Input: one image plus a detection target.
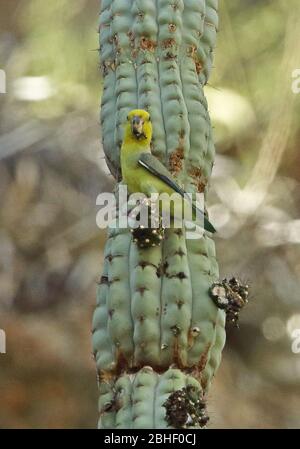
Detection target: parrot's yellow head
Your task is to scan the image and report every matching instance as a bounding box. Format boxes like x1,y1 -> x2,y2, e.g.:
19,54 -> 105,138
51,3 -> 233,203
123,109 -> 152,146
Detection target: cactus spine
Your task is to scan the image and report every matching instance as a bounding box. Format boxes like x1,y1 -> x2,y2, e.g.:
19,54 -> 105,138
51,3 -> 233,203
93,0 -> 225,429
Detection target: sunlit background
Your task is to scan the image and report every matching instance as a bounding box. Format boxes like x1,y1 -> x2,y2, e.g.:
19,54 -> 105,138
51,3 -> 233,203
0,0 -> 300,428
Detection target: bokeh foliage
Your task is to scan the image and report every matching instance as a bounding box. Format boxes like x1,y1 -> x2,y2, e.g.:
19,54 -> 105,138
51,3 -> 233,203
0,0 -> 300,428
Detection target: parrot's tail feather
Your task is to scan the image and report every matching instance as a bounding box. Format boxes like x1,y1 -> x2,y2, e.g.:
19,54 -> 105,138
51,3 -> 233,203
192,204 -> 216,233
204,216 -> 217,233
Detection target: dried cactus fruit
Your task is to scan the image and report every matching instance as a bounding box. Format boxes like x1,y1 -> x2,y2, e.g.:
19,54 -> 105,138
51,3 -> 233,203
209,277 -> 250,326
129,203 -> 165,248
163,385 -> 209,428
131,225 -> 165,248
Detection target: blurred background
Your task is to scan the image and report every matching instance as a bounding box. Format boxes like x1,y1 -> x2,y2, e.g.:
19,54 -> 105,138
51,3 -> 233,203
0,0 -> 300,428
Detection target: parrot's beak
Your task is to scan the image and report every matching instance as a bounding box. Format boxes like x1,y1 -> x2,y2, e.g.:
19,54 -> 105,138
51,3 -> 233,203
131,116 -> 144,138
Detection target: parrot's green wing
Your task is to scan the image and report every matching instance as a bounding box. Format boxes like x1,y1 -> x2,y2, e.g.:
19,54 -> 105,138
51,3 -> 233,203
138,153 -> 216,233
138,153 -> 186,197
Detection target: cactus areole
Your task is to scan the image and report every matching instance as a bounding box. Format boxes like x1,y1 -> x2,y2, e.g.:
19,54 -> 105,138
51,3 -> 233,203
93,0 -> 226,429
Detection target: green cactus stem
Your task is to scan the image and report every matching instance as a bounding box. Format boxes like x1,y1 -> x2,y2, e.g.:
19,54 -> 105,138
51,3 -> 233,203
92,225 -> 225,391
100,0 -> 218,183
94,0 -> 225,429
98,366 -> 207,429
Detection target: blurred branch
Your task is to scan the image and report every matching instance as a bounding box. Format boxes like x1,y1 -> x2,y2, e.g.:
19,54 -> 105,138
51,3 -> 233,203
246,11 -> 300,195
0,121 -> 48,160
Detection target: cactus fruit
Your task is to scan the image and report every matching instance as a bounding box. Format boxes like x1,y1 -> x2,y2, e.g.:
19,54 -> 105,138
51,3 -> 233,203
131,224 -> 165,249
94,0 -> 225,428
209,277 -> 250,326
163,385 -> 209,428
129,202 -> 165,248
